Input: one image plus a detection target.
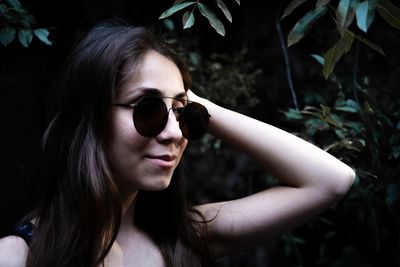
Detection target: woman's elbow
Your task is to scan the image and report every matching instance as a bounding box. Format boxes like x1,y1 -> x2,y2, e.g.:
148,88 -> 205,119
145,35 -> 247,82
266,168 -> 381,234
330,166 -> 356,199
0,236 -> 29,267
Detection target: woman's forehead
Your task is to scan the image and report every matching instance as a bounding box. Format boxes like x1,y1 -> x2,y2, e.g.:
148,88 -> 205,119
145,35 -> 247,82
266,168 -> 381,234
117,51 -> 186,99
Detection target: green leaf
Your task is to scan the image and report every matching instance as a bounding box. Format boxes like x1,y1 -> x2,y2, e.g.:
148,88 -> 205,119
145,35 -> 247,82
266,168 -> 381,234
324,138 -> 365,152
335,129 -> 346,139
33,28 -> 52,45
0,27 -> 16,46
319,108 -> 343,128
344,121 -> 364,134
198,3 -> 225,36
18,29 -> 33,47
0,4 -> 7,13
216,0 -> 232,22
281,0 -> 308,19
5,0 -> 23,11
391,146 -> 400,158
20,13 -> 35,28
163,19 -> 175,31
310,54 -> 325,65
385,182 -> 399,205
159,1 -> 196,19
336,0 -> 357,36
182,10 -> 195,29
376,0 -> 400,29
292,236 -> 306,245
335,99 -> 360,112
305,118 -> 329,134
320,104 -> 331,117
284,108 -> 304,120
189,51 -> 201,65
316,0 -> 332,8
234,0 -> 240,5
356,0 -> 377,32
352,32 -> 385,55
287,6 -> 328,46
323,31 -> 354,78
363,101 -> 374,114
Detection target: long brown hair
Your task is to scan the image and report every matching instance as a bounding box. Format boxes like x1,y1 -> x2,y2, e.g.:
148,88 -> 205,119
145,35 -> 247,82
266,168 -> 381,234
27,20 -> 213,266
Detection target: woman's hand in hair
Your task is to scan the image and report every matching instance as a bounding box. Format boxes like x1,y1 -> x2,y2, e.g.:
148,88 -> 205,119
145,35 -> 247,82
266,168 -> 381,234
189,90 -> 355,258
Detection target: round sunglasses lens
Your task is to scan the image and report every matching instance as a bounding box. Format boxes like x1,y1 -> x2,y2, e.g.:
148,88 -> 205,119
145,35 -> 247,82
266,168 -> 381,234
180,102 -> 210,140
133,97 -> 167,137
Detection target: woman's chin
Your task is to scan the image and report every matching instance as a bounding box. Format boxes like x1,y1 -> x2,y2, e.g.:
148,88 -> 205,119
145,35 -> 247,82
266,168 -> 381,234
142,177 -> 172,191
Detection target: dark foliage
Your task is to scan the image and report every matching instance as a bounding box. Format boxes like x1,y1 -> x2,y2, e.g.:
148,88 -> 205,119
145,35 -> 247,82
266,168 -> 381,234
1,0 -> 399,266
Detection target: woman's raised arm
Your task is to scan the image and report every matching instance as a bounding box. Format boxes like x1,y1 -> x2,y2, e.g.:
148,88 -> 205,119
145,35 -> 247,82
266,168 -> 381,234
188,90 -> 355,257
0,236 -> 29,267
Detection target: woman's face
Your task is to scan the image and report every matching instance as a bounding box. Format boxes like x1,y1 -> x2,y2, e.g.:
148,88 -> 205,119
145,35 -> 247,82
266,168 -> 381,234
106,50 -> 188,192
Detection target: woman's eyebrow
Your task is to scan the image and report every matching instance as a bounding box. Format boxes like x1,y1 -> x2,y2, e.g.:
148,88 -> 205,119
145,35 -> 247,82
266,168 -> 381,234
139,88 -> 187,100
136,87 -> 162,96
174,92 -> 188,100
119,87 -> 160,99
122,87 -> 187,100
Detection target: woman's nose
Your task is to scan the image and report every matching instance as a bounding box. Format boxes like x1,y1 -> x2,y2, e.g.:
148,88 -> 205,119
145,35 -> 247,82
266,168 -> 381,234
156,109 -> 184,143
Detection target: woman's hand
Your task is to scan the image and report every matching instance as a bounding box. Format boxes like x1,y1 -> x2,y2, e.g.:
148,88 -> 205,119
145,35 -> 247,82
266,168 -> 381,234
190,89 -> 355,257
187,89 -> 205,105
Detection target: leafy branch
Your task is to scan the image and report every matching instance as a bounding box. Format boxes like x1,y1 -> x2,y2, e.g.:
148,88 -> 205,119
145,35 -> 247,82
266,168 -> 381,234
159,0 -> 240,36
282,0 -> 400,78
0,0 -> 52,47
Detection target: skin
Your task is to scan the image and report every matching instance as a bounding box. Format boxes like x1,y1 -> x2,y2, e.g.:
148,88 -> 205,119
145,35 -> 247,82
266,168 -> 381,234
106,50 -> 189,266
107,50 -> 355,265
106,50 -> 188,212
0,236 -> 28,267
0,50 -> 355,267
190,90 -> 355,257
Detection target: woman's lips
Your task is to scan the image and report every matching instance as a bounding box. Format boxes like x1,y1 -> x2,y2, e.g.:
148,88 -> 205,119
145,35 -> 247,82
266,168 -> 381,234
145,154 -> 177,168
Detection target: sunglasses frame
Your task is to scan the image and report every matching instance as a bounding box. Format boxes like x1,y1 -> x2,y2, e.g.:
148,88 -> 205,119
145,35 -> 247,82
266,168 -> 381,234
112,95 -> 210,140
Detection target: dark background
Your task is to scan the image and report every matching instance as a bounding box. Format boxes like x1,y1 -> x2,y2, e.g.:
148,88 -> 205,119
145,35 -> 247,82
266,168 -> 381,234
1,0 -> 400,266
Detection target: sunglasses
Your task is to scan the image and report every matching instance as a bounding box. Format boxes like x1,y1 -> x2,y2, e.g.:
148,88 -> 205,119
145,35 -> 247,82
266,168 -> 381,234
113,96 -> 210,140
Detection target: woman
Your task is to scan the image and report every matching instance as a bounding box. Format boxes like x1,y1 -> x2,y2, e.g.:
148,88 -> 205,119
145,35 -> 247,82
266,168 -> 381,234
0,20 -> 355,267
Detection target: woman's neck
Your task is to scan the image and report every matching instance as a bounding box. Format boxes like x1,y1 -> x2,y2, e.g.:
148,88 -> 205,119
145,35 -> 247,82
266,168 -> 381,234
121,191 -> 137,216
113,181 -> 137,234
114,177 -> 138,216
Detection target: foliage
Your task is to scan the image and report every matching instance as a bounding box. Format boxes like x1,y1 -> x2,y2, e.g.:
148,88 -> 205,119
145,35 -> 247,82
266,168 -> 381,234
162,19 -> 261,111
281,0 -> 400,78
281,62 -> 400,266
160,2 -> 399,266
159,0 -> 240,36
1,1 -> 399,266
162,23 -> 261,157
189,50 -> 262,111
161,0 -> 399,78
0,0 -> 52,47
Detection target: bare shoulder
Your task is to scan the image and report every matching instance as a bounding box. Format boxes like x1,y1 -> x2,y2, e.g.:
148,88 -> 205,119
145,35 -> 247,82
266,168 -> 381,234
0,236 -> 29,267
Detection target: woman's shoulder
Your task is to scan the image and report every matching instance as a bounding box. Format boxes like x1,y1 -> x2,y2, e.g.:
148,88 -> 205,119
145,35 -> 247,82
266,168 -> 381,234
0,235 -> 29,267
